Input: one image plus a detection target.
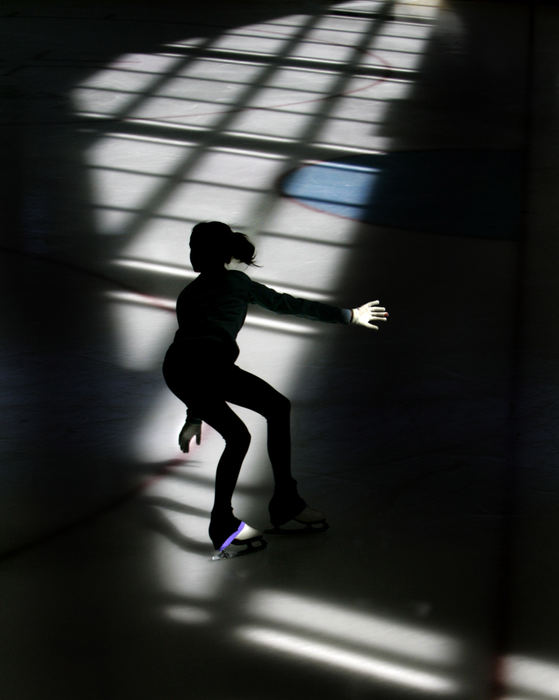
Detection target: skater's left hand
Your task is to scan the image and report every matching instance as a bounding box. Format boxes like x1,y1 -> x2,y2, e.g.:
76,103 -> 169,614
179,420 -> 202,452
351,300 -> 389,330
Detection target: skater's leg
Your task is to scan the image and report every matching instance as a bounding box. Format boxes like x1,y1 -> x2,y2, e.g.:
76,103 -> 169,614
194,399 -> 252,548
224,367 -> 299,495
163,348 -> 265,553
224,367 -> 307,525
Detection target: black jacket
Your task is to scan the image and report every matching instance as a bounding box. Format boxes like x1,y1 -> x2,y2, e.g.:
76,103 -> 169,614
173,269 -> 350,362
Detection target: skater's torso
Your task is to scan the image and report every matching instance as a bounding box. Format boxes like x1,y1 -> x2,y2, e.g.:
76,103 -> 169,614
175,270 -> 250,354
171,269 -> 349,362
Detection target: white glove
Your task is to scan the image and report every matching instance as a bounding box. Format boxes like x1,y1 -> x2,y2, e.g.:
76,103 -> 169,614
178,420 -> 202,453
350,301 -> 388,330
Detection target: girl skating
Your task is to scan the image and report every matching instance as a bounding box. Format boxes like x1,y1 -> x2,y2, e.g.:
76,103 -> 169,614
162,221 -> 388,559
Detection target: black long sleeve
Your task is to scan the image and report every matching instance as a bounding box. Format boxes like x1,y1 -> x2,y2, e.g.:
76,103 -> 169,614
247,276 -> 350,324
175,270 -> 350,349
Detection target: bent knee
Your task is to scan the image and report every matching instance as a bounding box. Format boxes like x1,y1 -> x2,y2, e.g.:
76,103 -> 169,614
225,422 -> 251,452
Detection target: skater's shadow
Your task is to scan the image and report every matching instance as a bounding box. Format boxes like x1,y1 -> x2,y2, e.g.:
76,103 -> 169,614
162,466 -> 266,497
141,496 -> 211,557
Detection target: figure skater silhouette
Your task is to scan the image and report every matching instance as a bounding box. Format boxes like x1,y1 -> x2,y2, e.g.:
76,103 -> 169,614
162,221 -> 388,559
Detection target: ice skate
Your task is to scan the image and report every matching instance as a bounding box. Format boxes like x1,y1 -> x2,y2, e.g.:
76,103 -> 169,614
211,522 -> 267,560
266,505 -> 329,535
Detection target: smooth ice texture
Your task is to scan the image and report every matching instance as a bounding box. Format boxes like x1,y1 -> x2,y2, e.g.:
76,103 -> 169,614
3,2 -> 559,699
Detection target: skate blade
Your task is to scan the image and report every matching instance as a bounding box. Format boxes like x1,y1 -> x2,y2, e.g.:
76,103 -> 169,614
265,520 -> 329,535
211,536 -> 267,561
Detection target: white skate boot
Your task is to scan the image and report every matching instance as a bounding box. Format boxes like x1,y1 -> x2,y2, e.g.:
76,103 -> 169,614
211,522 -> 267,560
267,506 -> 329,535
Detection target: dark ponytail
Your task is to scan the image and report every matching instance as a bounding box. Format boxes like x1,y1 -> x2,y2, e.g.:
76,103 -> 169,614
230,229 -> 256,266
190,221 -> 257,271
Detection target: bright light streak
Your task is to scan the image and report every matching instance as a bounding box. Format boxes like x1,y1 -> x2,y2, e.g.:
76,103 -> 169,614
106,290 -> 320,335
82,125 -> 380,158
78,111 -> 209,136
79,111 -> 386,155
106,290 -> 175,310
331,1 -> 385,11
111,259 -> 333,301
113,258 -> 195,279
503,655 -> 559,698
164,605 -> 213,625
247,590 -> 459,665
83,128 -> 205,150
237,626 -> 461,694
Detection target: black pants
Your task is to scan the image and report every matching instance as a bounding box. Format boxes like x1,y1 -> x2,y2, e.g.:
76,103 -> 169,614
163,342 -> 303,547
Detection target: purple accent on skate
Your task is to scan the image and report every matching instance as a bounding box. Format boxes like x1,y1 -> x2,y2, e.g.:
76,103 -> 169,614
219,521 -> 246,551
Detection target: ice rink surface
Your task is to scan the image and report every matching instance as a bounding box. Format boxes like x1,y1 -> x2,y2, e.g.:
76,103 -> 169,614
2,1 -> 559,698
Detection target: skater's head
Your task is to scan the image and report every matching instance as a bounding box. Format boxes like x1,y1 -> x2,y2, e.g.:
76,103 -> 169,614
189,221 -> 257,273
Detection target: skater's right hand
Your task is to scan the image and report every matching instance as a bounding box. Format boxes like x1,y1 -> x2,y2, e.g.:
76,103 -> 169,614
179,420 -> 202,453
351,301 -> 388,330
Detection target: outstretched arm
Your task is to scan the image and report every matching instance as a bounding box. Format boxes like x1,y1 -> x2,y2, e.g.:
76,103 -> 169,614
245,273 -> 389,329
350,301 -> 389,330
248,277 -> 351,324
